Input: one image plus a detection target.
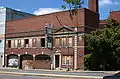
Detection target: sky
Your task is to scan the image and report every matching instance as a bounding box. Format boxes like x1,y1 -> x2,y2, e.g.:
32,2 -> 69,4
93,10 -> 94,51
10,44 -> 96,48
0,0 -> 120,20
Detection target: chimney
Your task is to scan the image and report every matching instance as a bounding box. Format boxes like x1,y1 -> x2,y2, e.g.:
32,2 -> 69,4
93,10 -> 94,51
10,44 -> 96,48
88,0 -> 99,13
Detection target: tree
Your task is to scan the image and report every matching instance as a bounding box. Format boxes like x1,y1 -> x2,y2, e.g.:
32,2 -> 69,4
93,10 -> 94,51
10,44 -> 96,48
61,0 -> 84,27
85,19 -> 120,70
61,0 -> 84,10
84,53 -> 92,70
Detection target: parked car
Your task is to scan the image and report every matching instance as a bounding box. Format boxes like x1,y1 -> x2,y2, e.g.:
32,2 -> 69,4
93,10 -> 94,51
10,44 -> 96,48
103,72 -> 120,79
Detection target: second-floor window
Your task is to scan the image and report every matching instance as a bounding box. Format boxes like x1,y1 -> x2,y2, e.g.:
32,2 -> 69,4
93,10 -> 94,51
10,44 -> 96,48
41,38 -> 45,47
11,40 -> 14,48
6,37 -> 47,48
21,39 -> 24,48
55,38 -> 60,46
68,37 -> 72,47
14,40 -> 18,48
29,39 -> 32,48
8,40 -> 11,48
61,37 -> 66,47
25,39 -> 29,47
36,38 -> 40,48
55,37 -> 73,47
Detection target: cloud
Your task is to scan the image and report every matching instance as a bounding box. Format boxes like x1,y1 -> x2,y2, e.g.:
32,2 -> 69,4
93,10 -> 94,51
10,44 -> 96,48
15,9 -> 21,11
99,0 -> 112,6
33,8 -> 62,15
99,0 -> 120,7
0,6 -> 4,8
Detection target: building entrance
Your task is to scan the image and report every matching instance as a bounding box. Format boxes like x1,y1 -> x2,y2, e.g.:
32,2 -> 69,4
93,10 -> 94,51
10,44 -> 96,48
55,55 -> 59,68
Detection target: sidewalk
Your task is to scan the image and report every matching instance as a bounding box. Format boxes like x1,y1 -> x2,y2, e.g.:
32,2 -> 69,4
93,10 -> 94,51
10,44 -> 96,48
0,71 -> 103,79
1,67 -> 118,73
0,68 -> 115,79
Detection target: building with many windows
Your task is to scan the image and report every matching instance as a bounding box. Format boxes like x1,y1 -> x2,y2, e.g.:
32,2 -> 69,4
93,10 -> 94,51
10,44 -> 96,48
0,7 -> 34,67
5,0 -> 99,70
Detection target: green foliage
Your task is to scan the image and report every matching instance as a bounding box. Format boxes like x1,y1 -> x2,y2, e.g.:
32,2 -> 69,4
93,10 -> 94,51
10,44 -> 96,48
105,19 -> 120,28
84,54 -> 92,70
85,19 -> 120,71
61,0 -> 84,10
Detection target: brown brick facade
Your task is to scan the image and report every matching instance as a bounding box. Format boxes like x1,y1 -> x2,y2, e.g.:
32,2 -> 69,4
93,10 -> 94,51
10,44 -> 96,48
5,5 -> 99,70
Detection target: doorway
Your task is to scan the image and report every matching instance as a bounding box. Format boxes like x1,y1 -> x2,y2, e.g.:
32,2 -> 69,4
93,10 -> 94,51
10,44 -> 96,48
55,55 -> 59,68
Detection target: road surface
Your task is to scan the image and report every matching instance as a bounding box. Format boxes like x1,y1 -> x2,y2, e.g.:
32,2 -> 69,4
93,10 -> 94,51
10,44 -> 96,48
0,68 -> 111,77
0,74 -> 83,79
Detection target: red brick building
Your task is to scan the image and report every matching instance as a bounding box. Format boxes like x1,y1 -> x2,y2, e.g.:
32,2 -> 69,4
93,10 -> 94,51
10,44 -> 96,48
110,11 -> 120,22
99,11 -> 120,29
5,0 -> 99,70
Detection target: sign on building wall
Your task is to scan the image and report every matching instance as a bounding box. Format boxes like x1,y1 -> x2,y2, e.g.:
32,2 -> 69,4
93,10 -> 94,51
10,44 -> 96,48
45,23 -> 53,49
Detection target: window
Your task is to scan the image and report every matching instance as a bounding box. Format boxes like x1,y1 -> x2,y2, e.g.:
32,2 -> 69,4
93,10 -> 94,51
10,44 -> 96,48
14,40 -> 18,48
29,39 -> 32,48
62,56 -> 73,65
32,38 -> 36,47
41,38 -> 45,47
8,40 -> 11,48
11,40 -> 14,48
61,37 -> 66,47
25,39 -> 29,47
36,38 -> 40,48
55,38 -> 60,46
68,37 -> 72,47
21,39 -> 24,48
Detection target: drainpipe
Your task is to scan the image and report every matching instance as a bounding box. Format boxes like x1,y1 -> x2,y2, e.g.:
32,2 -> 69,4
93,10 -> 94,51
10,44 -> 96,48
74,28 -> 78,70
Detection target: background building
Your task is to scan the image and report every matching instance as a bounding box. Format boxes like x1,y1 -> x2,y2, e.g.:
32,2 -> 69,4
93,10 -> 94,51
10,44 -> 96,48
0,7 -> 34,67
99,11 -> 120,29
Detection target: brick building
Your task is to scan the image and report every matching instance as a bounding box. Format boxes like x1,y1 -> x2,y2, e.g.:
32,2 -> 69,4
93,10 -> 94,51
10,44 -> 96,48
0,7 -> 34,67
5,0 -> 99,70
99,10 -> 120,29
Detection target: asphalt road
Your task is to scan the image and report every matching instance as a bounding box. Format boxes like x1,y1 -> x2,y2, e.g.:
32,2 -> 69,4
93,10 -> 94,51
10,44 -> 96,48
0,74 -> 82,79
0,68 -> 112,77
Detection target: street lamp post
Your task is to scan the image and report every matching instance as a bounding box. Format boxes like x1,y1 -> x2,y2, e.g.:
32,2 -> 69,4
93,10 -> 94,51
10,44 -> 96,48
67,31 -> 70,71
74,28 -> 78,70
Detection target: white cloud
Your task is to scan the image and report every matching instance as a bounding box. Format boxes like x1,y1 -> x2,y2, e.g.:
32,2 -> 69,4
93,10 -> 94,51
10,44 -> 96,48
0,6 -> 4,8
15,9 -> 21,11
33,8 -> 62,15
99,0 -> 120,7
99,0 -> 112,6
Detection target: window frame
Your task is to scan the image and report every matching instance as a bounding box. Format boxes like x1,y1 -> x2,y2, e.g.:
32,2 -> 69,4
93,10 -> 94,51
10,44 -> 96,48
62,55 -> 73,65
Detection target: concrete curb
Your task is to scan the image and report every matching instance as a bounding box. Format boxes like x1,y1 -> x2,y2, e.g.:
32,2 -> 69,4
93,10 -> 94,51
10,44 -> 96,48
0,67 -> 118,74
0,71 -> 103,79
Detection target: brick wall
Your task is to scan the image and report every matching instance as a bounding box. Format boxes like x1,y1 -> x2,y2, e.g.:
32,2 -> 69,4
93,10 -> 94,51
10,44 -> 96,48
6,48 -> 52,56
110,11 -> 120,22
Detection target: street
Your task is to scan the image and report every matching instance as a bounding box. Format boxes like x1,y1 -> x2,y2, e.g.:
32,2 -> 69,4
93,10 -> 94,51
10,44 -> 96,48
0,74 -> 83,79
0,68 -> 115,79
0,68 -> 111,77
0,74 -> 57,79
0,68 -> 111,79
